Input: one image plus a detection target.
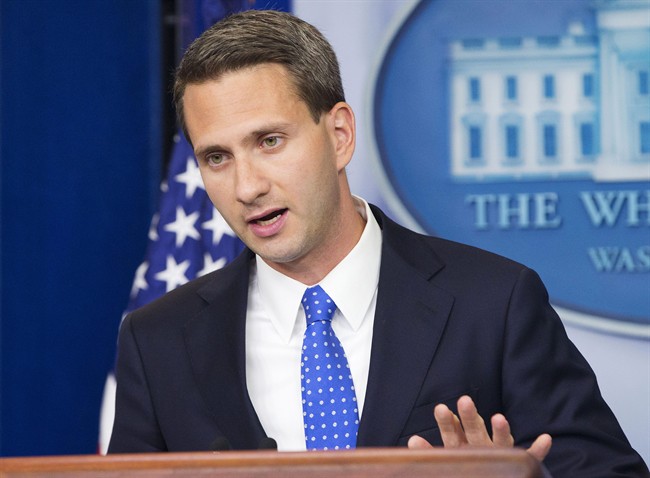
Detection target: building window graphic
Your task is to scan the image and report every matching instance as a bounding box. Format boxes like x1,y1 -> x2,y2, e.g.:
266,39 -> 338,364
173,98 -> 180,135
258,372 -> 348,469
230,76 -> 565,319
506,76 -> 517,101
544,125 -> 557,159
448,0 -> 650,182
581,122 -> 595,156
499,114 -> 523,164
641,122 -> 650,155
543,75 -> 555,100
469,126 -> 482,160
469,77 -> 481,102
536,111 -> 561,163
574,112 -> 599,162
639,71 -> 649,96
462,114 -> 486,165
583,73 -> 594,98
507,125 -> 519,158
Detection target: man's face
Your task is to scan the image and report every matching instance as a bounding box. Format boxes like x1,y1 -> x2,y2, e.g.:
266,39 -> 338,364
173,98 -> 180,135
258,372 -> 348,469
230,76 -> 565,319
183,64 -> 354,278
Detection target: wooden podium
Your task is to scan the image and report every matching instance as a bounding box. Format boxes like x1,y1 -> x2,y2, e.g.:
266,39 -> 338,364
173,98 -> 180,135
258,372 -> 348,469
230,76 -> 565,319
0,448 -> 542,477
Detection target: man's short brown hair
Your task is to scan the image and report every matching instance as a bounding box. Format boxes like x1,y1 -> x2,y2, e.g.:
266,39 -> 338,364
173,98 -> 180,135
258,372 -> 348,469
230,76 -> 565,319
173,10 -> 345,142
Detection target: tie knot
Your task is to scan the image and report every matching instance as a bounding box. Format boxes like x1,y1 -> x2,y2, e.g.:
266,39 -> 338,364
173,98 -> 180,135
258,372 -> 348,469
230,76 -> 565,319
301,285 -> 337,325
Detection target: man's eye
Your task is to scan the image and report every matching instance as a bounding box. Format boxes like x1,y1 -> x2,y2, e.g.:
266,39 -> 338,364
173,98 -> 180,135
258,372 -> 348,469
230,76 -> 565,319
262,136 -> 279,147
206,153 -> 224,165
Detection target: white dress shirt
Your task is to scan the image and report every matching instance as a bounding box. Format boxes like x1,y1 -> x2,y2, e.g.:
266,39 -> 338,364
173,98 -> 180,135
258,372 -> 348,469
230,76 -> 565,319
245,197 -> 382,451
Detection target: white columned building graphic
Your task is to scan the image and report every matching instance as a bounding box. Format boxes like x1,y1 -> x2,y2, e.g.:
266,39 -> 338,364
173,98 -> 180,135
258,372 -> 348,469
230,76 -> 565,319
449,0 -> 650,183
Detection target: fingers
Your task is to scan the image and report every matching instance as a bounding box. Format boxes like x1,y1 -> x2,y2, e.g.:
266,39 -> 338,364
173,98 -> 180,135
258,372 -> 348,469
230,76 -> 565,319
435,395 -> 494,448
490,413 -> 515,448
434,403 -> 467,448
430,396 -> 552,464
491,411 -> 552,463
527,433 -> 553,462
457,395 -> 492,445
407,434 -> 434,449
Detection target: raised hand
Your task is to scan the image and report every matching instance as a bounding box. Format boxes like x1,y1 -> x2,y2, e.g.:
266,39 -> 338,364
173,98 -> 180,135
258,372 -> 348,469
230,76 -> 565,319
407,395 -> 552,462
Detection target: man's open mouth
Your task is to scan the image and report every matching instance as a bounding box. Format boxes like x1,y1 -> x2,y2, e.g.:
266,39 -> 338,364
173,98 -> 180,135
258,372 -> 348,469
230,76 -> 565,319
253,209 -> 287,226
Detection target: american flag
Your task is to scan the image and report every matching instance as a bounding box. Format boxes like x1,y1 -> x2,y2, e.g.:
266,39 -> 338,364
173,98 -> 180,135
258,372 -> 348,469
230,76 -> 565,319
126,134 -> 245,309
98,134 -> 245,453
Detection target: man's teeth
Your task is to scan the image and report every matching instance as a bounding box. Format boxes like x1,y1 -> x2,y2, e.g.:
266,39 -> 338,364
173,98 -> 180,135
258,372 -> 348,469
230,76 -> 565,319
257,211 -> 282,226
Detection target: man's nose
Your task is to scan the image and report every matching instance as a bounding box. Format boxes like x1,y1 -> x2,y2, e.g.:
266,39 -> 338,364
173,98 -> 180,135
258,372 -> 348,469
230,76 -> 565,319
234,157 -> 270,204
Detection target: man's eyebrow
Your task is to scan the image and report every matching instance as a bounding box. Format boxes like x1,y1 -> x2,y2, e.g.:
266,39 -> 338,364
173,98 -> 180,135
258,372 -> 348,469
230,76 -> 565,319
193,144 -> 226,159
250,121 -> 294,137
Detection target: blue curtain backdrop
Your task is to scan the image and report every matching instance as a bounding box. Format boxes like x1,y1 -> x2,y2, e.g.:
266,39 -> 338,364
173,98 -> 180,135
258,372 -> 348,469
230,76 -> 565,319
0,0 -> 162,456
0,0 -> 292,458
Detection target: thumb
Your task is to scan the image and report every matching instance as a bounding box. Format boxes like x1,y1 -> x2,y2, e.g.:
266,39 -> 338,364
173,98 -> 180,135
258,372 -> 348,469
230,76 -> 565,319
407,435 -> 433,449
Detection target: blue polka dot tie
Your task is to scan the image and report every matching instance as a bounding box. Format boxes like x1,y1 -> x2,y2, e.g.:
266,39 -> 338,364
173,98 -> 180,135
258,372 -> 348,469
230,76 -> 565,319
301,285 -> 359,450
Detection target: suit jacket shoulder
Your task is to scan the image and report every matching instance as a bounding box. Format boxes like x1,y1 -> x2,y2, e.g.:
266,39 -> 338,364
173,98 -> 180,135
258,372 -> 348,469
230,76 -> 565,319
125,248 -> 253,334
109,248 -> 267,452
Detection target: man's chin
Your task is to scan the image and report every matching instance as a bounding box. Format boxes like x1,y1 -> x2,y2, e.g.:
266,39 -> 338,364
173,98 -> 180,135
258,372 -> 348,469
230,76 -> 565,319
254,244 -> 306,268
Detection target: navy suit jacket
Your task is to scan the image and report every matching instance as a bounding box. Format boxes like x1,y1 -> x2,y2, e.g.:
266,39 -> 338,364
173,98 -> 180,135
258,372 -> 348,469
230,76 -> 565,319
109,206 -> 647,477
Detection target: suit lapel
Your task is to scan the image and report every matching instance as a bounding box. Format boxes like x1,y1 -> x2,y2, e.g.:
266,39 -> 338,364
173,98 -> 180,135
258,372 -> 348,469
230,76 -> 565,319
182,250 -> 266,449
357,209 -> 454,446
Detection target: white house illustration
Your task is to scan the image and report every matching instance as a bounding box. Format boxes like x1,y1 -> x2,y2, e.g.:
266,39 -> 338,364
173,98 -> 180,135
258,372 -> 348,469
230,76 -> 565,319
448,0 -> 650,182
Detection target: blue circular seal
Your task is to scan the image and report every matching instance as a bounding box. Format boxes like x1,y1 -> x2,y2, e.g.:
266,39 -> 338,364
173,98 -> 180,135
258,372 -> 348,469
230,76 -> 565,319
373,0 -> 650,336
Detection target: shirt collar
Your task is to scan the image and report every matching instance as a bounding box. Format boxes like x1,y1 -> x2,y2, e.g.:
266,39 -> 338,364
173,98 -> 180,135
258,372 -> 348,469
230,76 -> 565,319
255,197 -> 382,343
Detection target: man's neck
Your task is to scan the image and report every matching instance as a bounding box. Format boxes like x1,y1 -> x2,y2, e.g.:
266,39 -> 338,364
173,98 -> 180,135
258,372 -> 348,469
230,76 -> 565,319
261,196 -> 366,285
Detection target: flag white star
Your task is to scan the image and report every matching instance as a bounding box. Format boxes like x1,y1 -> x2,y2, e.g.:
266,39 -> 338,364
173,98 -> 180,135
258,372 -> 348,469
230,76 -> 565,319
197,253 -> 228,277
130,262 -> 149,298
174,157 -> 204,199
202,207 -> 236,244
164,206 -> 200,248
154,255 -> 190,292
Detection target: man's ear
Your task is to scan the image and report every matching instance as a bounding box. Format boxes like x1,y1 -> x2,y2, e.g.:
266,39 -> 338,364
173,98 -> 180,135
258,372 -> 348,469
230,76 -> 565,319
328,102 -> 356,171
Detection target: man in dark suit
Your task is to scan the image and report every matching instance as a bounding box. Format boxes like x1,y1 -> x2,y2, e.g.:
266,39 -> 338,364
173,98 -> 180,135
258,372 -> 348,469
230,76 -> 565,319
109,10 -> 647,477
